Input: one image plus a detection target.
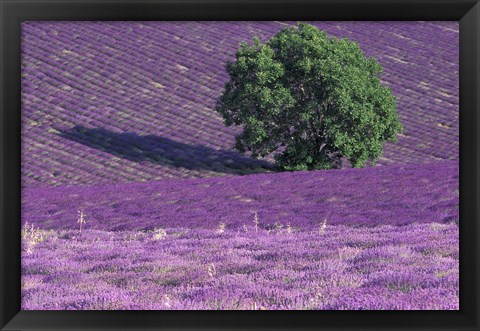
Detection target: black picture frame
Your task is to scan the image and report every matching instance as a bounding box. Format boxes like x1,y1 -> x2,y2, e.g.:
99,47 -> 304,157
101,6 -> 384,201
1,0 -> 479,330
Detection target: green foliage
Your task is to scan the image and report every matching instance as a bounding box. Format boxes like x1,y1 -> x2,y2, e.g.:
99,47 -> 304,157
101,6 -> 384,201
215,23 -> 403,170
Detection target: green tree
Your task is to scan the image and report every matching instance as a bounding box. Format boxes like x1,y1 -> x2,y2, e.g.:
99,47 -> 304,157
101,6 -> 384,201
215,23 -> 403,170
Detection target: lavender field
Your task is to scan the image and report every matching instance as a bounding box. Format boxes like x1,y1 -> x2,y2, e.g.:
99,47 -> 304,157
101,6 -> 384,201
22,223 -> 458,310
21,21 -> 459,310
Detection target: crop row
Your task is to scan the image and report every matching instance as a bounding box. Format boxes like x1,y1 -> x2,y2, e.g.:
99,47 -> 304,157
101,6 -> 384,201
22,160 -> 458,231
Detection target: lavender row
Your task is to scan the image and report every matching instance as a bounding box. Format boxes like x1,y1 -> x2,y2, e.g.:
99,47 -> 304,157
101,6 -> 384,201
22,160 -> 458,231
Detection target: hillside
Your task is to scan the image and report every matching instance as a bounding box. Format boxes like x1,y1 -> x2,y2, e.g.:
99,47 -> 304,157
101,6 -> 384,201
21,21 -> 459,187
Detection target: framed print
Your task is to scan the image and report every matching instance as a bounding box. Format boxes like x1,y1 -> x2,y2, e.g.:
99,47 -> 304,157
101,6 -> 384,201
1,0 -> 479,330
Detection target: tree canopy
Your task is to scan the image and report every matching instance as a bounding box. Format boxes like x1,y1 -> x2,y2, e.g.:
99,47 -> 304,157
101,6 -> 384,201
215,23 -> 403,170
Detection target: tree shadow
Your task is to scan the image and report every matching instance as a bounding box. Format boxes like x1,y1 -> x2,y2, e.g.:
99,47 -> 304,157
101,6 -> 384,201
58,125 -> 274,175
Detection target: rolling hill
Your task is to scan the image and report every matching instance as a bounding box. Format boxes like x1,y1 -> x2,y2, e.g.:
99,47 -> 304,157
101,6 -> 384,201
21,21 -> 459,187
